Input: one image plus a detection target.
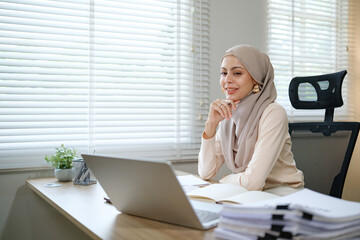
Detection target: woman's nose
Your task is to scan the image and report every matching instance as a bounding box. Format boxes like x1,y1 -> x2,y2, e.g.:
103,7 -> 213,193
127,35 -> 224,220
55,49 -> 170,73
225,75 -> 232,83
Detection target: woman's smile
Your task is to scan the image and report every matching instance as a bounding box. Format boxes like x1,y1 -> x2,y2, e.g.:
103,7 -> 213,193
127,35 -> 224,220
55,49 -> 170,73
225,87 -> 238,95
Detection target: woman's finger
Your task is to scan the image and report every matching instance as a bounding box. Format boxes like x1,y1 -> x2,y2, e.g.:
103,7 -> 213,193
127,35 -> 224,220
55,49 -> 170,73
215,102 -> 226,119
218,101 -> 233,120
209,101 -> 224,120
220,102 -> 232,119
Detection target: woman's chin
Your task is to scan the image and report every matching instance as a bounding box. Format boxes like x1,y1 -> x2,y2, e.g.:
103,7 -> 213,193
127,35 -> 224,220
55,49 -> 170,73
226,96 -> 240,102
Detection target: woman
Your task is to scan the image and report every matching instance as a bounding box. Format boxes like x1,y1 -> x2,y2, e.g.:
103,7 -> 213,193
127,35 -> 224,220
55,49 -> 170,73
198,45 -> 304,196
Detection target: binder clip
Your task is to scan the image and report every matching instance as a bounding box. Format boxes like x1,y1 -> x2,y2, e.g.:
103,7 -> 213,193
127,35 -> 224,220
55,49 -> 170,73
73,159 -> 97,185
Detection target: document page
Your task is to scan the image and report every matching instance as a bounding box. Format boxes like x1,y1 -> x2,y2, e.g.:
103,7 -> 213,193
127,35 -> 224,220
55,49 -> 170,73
177,174 -> 210,186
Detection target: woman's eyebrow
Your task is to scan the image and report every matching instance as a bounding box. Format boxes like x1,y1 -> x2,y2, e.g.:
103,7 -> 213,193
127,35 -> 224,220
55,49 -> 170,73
231,66 -> 244,70
221,66 -> 244,70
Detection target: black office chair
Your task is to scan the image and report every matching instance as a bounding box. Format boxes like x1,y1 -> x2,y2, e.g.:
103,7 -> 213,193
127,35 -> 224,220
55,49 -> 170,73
288,70 -> 360,198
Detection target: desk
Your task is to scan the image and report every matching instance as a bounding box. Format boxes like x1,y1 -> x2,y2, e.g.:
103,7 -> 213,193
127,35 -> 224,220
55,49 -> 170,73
26,178 -> 214,240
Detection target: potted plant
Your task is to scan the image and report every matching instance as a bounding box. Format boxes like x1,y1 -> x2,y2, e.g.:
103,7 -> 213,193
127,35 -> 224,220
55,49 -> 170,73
45,144 -> 78,182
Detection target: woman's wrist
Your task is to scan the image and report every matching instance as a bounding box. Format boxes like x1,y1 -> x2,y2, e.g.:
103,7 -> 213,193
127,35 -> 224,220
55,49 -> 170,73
203,121 -> 217,139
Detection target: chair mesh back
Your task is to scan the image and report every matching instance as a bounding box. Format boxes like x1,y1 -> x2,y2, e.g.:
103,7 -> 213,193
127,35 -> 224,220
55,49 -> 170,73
288,70 -> 347,122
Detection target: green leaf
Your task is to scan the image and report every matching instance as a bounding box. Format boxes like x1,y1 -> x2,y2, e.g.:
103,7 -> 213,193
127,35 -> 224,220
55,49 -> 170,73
44,144 -> 78,169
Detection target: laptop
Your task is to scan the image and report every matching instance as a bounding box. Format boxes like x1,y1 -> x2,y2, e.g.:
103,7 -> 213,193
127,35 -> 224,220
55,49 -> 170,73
82,154 -> 222,230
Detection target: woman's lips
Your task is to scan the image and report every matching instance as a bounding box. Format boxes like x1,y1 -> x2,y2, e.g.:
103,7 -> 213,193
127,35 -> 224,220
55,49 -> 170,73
226,88 -> 238,95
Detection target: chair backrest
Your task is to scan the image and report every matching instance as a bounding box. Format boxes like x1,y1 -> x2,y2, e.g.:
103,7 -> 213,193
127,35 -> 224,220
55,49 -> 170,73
288,70 -> 360,198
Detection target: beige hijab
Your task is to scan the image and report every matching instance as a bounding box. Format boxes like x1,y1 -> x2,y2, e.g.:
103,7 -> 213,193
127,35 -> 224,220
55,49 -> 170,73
219,45 -> 277,173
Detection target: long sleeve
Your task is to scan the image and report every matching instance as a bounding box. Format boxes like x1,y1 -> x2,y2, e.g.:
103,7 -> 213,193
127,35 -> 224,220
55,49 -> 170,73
198,131 -> 225,180
219,103 -> 304,190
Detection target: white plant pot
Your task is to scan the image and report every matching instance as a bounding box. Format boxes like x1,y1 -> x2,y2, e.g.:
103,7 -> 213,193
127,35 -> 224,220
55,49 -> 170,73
54,168 -> 75,182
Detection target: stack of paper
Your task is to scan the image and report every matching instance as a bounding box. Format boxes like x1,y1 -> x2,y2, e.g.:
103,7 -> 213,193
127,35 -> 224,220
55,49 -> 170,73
214,188 -> 360,240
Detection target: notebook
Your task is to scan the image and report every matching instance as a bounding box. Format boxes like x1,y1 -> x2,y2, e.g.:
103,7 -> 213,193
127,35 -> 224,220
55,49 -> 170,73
82,154 -> 222,230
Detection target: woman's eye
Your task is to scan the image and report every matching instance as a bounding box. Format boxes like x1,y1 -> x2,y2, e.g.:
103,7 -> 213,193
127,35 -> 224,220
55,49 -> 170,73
234,72 -> 241,75
220,72 -> 227,76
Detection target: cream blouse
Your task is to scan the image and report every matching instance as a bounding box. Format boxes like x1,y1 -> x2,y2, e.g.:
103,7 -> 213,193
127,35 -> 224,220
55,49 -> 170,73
198,102 -> 304,191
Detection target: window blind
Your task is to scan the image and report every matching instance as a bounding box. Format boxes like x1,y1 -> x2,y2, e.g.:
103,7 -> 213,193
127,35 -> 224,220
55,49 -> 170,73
0,0 -> 210,169
267,0 -> 355,122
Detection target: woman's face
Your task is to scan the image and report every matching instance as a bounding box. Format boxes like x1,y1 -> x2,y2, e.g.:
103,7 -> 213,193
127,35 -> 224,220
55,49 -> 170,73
220,55 -> 257,102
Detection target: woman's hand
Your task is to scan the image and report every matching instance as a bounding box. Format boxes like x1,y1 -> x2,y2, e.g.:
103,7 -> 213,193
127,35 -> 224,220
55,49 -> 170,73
203,99 -> 239,139
219,173 -> 240,185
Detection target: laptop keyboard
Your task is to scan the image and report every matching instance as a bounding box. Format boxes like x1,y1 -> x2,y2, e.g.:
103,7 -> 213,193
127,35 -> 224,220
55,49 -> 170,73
195,209 -> 220,223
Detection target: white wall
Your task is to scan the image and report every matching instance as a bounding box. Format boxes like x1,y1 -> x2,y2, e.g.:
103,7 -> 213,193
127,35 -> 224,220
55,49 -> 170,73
208,0 -> 266,103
